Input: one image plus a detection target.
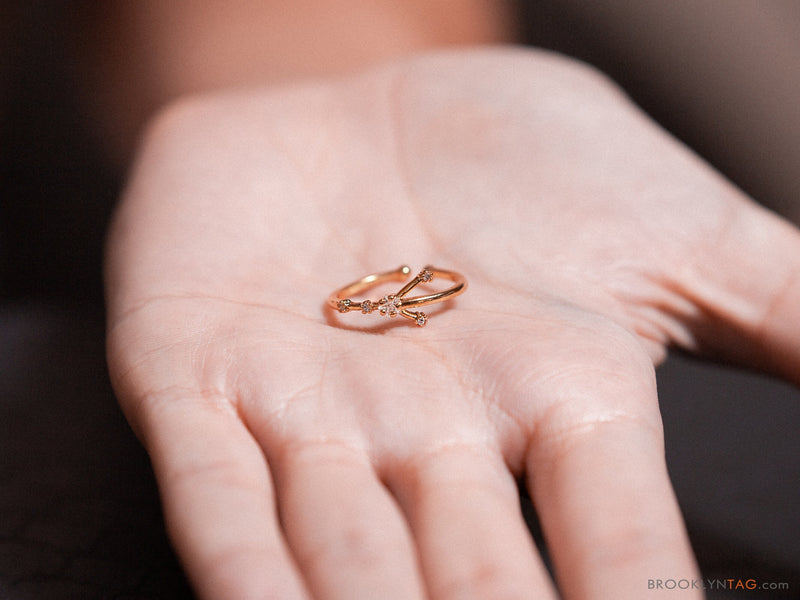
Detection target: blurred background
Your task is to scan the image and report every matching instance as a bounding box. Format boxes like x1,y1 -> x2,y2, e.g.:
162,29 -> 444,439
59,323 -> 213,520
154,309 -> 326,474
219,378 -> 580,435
1,1 -> 798,597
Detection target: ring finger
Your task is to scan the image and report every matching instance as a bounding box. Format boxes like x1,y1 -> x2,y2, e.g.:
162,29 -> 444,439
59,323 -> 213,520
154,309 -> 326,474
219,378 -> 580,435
269,439 -> 426,599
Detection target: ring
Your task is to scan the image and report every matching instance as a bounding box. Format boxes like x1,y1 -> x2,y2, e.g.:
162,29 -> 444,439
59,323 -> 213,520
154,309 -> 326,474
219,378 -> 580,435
327,265 -> 467,327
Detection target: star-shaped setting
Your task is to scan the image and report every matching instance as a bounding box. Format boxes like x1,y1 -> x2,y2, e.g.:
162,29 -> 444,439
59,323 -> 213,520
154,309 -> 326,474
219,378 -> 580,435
328,265 -> 466,328
334,267 -> 438,326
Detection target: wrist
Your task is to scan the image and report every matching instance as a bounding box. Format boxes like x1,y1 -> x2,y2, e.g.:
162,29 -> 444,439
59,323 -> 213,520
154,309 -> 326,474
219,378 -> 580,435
80,0 -> 516,164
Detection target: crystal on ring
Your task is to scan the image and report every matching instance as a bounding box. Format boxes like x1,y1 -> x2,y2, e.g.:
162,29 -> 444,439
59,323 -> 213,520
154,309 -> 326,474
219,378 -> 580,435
337,299 -> 351,313
418,269 -> 433,283
378,295 -> 400,317
361,299 -> 374,314
415,312 -> 428,327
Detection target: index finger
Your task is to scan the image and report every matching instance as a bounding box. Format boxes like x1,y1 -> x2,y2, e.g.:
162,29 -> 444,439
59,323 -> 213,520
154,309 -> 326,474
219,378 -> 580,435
526,362 -> 700,599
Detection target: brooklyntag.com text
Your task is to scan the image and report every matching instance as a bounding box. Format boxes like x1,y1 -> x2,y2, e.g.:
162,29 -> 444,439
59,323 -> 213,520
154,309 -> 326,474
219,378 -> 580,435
648,578 -> 788,592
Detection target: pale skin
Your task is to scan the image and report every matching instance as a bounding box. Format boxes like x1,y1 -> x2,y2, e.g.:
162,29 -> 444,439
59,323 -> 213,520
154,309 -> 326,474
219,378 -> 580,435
106,49 -> 800,599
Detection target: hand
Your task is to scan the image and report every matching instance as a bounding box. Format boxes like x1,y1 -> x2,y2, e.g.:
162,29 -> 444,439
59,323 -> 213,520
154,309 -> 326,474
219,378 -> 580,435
106,48 -> 800,599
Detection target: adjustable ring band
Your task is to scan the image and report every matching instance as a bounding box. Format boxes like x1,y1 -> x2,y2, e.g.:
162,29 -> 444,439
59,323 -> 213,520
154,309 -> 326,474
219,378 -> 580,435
327,265 -> 467,327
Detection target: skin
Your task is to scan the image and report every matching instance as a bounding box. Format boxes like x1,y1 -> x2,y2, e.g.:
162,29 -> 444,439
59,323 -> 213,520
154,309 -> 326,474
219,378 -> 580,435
78,0 -> 515,165
106,49 -> 800,599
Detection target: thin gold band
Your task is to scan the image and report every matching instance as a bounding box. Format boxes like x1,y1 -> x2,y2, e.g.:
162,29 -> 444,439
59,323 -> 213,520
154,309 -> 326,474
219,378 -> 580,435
328,265 -> 467,327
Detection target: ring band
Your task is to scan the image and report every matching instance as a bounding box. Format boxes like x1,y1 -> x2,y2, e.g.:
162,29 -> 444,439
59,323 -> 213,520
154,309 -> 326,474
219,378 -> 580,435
327,265 -> 467,327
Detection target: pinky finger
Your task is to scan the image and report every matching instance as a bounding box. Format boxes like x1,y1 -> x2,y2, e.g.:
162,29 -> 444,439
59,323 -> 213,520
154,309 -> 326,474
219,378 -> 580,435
140,395 -> 309,600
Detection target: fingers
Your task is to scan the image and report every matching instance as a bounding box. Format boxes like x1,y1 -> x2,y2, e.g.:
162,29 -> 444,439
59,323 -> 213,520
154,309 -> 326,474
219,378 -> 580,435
269,440 -> 426,600
140,394 -> 309,600
526,369 -> 700,599
387,443 -> 557,600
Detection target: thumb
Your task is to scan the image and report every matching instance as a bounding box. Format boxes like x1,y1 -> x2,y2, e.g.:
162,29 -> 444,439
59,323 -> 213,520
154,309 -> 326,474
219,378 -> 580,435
681,196 -> 800,385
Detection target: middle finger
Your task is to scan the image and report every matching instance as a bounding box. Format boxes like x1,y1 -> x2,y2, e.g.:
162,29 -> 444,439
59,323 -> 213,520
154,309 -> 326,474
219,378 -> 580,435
387,442 -> 557,599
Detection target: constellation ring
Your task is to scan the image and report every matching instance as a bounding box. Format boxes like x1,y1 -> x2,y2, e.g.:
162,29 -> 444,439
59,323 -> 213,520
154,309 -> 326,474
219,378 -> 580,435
327,265 -> 467,327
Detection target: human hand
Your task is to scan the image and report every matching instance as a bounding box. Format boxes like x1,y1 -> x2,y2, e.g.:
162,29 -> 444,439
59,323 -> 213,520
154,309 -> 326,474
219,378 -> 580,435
106,48 -> 800,599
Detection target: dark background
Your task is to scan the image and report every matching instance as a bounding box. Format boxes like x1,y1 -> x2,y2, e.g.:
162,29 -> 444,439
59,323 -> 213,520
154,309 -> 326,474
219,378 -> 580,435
1,1 -> 798,598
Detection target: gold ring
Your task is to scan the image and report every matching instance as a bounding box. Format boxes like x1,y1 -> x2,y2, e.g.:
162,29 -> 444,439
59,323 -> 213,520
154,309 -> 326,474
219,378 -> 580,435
327,265 -> 467,327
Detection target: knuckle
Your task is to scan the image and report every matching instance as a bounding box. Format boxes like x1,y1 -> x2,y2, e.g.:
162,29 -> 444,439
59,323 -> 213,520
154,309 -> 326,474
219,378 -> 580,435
432,560 -> 531,600
297,521 -> 403,572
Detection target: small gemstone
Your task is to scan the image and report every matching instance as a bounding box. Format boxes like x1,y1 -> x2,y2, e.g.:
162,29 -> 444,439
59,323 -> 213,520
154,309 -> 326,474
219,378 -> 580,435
337,299 -> 351,313
418,270 -> 433,282
361,300 -> 374,314
415,312 -> 428,327
379,295 -> 400,317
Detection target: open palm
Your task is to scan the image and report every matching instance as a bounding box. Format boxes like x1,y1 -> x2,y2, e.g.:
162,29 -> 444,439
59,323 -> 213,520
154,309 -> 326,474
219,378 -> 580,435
106,49 -> 800,599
